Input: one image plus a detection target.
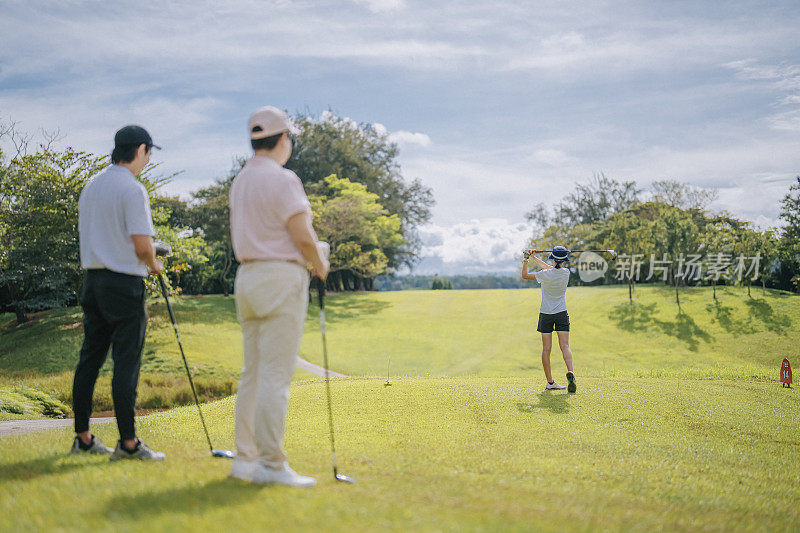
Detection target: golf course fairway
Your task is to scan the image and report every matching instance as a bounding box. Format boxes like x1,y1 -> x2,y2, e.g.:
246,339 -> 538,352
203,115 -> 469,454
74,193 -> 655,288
1,376 -> 798,531
1,285 -> 799,530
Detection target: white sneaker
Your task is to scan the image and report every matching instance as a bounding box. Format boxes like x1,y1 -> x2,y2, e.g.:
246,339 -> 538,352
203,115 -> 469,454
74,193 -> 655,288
110,439 -> 166,461
253,464 -> 316,487
545,381 -> 566,390
70,435 -> 114,456
230,458 -> 259,482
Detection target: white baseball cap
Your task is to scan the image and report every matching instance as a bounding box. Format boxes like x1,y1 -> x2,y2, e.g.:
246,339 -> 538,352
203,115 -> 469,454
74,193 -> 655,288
248,106 -> 300,139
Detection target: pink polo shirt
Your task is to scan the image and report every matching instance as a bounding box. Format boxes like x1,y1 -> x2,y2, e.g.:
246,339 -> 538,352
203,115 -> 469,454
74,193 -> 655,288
229,155 -> 311,265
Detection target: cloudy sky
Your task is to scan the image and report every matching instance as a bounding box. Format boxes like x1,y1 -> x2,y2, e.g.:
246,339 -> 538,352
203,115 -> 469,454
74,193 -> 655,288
2,0 -> 799,274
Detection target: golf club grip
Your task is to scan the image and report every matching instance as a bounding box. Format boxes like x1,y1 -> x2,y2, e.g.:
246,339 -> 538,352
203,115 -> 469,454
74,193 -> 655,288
317,281 -> 325,310
157,275 -> 177,324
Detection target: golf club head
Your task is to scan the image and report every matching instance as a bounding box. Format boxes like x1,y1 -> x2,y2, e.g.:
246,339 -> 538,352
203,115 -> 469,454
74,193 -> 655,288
212,448 -> 235,459
607,249 -> 618,260
154,241 -> 173,257
335,473 -> 356,483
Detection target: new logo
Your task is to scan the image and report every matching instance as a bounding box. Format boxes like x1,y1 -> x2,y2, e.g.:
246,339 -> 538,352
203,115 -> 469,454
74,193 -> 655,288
576,251 -> 608,282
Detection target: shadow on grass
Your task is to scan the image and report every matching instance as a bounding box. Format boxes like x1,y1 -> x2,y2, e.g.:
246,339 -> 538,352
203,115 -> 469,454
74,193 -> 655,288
610,302 -> 713,351
705,300 -> 746,333
611,301 -> 658,332
0,453 -> 107,482
147,296 -> 237,327
104,477 -> 264,519
744,299 -> 792,334
517,391 -> 571,415
308,294 -> 392,324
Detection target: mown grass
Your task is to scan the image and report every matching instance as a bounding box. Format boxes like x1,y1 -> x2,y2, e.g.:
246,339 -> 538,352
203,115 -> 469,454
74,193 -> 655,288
300,285 -> 799,378
1,376 -> 798,531
1,286 -> 798,417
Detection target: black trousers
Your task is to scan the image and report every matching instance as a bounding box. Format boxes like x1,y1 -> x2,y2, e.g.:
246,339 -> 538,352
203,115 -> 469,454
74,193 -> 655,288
73,269 -> 147,440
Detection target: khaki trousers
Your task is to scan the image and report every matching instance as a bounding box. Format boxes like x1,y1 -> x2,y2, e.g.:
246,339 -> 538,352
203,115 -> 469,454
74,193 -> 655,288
233,261 -> 309,468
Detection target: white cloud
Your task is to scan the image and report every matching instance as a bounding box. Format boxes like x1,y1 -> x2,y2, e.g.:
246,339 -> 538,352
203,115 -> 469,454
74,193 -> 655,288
724,59 -> 800,132
355,0 -> 405,13
769,109 -> 800,132
725,60 -> 800,88
2,0 -> 799,266
532,149 -> 572,167
389,130 -> 432,147
372,122 -> 388,136
415,218 -> 531,274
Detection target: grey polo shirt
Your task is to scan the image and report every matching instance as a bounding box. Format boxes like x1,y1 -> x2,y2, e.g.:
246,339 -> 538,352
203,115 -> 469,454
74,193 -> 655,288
536,267 -> 570,314
78,165 -> 155,277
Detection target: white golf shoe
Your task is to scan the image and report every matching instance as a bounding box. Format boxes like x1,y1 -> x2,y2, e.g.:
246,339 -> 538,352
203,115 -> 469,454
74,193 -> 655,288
70,435 -> 114,456
545,381 -> 566,390
230,458 -> 260,482
110,439 -> 166,461
253,464 -> 317,487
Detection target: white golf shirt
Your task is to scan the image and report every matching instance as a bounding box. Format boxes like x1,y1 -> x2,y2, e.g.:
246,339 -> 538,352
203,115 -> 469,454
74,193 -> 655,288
78,165 -> 155,276
536,267 -> 570,314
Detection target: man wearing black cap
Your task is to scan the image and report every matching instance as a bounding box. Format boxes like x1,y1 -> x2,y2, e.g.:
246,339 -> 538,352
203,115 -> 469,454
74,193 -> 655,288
70,125 -> 166,460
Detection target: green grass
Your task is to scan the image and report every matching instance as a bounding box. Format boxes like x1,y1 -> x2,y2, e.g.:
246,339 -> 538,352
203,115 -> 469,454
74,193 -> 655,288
1,377 -> 798,531
2,286 -> 799,416
298,285 -> 800,379
0,385 -> 70,421
2,286 -> 799,530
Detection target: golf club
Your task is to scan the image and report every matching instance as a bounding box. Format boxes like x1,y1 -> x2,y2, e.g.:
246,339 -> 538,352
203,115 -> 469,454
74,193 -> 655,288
316,242 -> 356,484
154,243 -> 235,460
525,248 -> 618,260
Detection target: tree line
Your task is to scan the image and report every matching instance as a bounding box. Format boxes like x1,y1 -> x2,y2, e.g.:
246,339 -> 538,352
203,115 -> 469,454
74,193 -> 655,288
526,173 -> 800,302
0,113 -> 434,322
375,274 -> 536,291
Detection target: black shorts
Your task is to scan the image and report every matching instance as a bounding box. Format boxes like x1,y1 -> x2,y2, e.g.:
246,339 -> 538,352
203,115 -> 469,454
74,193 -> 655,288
537,311 -> 570,333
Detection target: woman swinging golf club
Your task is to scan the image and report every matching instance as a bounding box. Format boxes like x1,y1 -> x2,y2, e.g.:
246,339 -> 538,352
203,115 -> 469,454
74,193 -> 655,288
522,246 -> 577,393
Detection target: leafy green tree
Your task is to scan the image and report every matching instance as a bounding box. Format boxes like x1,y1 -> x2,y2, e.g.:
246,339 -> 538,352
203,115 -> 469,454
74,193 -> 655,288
528,223 -> 598,255
286,112 -> 434,269
651,179 -> 718,210
731,223 -> 779,298
698,214 -> 744,299
429,276 -> 453,290
0,132 -> 205,322
597,210 -> 654,300
652,203 -> 699,307
525,174 -> 639,277
309,175 -> 403,291
542,173 -> 641,227
597,201 -> 698,306
778,176 -> 800,292
181,164 -> 241,296
0,147 -> 106,322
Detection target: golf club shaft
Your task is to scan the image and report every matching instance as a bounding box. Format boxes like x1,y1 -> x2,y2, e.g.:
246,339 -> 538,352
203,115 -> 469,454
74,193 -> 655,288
528,249 -> 614,254
317,282 -> 339,477
158,274 -> 215,453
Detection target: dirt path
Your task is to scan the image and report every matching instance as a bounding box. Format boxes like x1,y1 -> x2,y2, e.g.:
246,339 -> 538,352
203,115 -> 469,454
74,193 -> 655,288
0,417 -> 115,437
0,357 -> 345,437
295,355 -> 347,378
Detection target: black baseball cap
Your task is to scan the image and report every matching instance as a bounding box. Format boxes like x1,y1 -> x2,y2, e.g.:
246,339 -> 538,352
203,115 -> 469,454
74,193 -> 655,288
114,125 -> 161,150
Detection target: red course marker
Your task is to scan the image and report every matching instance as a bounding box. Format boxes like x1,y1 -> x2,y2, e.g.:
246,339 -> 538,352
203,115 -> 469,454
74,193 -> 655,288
780,358 -> 792,388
